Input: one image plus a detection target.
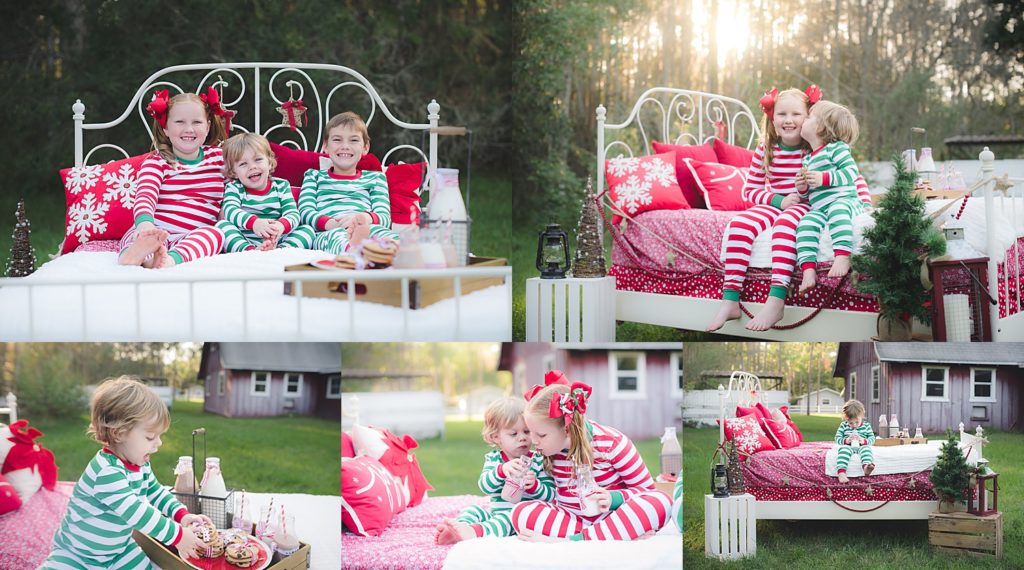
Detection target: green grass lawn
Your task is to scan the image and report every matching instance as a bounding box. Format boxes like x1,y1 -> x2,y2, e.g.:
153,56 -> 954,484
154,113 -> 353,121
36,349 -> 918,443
32,400 -> 339,495
415,420 -> 671,496
683,414 -> 1023,569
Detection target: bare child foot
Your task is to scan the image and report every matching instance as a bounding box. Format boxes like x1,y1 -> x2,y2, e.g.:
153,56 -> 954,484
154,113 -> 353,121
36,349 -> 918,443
863,463 -> 875,477
798,268 -> 817,295
635,530 -> 658,540
348,222 -> 371,250
838,472 -> 849,484
517,528 -> 566,542
258,238 -> 277,251
119,229 -> 167,266
706,300 -> 741,332
141,244 -> 166,268
436,520 -> 476,545
746,295 -> 786,331
152,246 -> 175,269
828,255 -> 851,278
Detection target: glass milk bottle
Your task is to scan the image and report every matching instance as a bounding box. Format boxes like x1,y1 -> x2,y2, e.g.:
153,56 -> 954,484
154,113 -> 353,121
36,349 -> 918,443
889,413 -> 900,438
199,457 -> 228,499
173,456 -> 198,513
878,414 -> 888,438
660,427 -> 682,477
575,465 -> 601,516
500,455 -> 527,503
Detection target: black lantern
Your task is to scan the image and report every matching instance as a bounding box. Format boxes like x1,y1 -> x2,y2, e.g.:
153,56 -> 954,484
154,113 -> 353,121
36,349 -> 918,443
711,462 -> 729,498
536,224 -> 570,279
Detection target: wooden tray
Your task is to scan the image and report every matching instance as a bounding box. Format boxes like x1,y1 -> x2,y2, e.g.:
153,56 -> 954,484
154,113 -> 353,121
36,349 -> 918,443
875,437 -> 929,447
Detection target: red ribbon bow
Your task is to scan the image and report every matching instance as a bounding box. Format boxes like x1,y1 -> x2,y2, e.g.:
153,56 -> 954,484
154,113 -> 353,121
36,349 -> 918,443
759,87 -> 779,119
199,86 -> 235,133
548,382 -> 593,427
805,84 -> 822,105
524,369 -> 571,402
280,99 -> 308,131
146,89 -> 170,129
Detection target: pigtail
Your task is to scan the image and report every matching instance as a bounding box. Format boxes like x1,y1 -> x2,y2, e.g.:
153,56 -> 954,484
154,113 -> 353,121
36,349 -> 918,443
565,411 -> 594,479
759,113 -> 776,170
206,110 -> 228,147
151,123 -> 177,165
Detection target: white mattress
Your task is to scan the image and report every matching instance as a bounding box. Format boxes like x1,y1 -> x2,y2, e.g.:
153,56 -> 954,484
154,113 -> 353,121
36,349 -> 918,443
0,249 -> 510,341
824,440 -> 978,477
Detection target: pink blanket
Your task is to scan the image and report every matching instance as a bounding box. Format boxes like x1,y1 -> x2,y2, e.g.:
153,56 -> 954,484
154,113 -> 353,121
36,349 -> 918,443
0,482 -> 74,570
342,494 -> 489,570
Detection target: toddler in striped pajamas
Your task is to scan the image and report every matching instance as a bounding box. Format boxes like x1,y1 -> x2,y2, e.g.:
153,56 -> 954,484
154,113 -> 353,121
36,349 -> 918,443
834,399 -> 876,484
215,133 -> 316,252
118,90 -> 230,268
794,100 -> 865,294
44,376 -> 210,569
299,112 -> 399,257
435,396 -> 555,544
512,371 -> 672,542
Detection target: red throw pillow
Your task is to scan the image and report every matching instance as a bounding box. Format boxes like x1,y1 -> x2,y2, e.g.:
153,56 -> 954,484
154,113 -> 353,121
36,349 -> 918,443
0,420 -> 58,503
375,429 -> 433,507
605,151 -> 689,224
386,162 -> 426,224
651,141 -> 717,209
682,158 -> 750,211
59,154 -> 149,254
341,456 -> 407,537
0,472 -> 23,516
736,404 -> 769,422
774,405 -> 803,444
342,432 -> 356,459
712,138 -> 756,168
718,413 -> 777,458
269,142 -> 383,187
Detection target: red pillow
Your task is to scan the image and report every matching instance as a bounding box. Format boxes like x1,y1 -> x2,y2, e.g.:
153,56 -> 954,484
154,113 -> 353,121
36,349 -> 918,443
342,432 -> 356,458
0,420 -> 58,503
774,405 -> 803,444
605,151 -> 689,224
269,142 -> 382,187
682,158 -> 750,211
736,404 -> 769,422
362,427 -> 433,508
341,456 -> 407,536
386,162 -> 426,224
651,141 -> 717,209
0,472 -> 23,516
718,413 -> 776,458
59,154 -> 149,254
712,138 -> 756,168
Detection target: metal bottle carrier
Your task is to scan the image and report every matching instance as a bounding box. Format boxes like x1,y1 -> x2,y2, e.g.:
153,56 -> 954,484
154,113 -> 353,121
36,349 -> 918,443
172,427 -> 234,528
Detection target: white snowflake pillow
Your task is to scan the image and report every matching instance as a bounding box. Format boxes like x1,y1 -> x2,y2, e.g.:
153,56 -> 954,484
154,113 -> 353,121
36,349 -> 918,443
59,154 -> 148,254
717,413 -> 777,459
605,151 -> 689,224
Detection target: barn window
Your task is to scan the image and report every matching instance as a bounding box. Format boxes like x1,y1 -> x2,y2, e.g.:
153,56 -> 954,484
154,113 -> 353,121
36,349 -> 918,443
670,352 -> 683,398
849,372 -> 857,400
970,368 -> 996,403
217,371 -> 225,396
251,372 -> 269,397
871,366 -> 880,403
921,366 -> 949,402
326,375 -> 341,399
971,405 -> 989,421
284,373 -> 303,398
608,352 -> 646,399
822,398 -> 831,406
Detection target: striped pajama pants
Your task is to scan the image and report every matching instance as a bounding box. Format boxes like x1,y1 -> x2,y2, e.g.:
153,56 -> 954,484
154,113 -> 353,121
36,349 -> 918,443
511,491 -> 671,541
836,444 -> 874,472
795,197 -> 864,268
721,202 -> 811,297
215,220 -> 317,252
455,504 -> 515,537
119,225 -> 224,265
312,224 -> 399,255
43,541 -> 151,569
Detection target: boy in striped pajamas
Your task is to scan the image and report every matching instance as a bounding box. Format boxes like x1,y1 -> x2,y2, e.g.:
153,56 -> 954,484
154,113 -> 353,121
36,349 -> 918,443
794,100 -> 865,294
512,371 -> 672,542
299,112 -> 399,257
435,397 -> 555,544
43,377 -> 210,569
834,399 -> 876,484
215,133 -> 315,252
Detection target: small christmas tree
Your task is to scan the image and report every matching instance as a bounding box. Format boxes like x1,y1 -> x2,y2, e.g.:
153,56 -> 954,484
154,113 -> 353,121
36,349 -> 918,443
6,199 -> 36,277
570,178 -> 607,278
929,430 -> 970,507
852,156 -> 945,325
727,440 -> 745,495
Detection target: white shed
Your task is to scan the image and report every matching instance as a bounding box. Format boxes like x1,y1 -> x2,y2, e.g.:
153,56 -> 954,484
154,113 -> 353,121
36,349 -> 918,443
341,391 -> 445,440
793,387 -> 845,413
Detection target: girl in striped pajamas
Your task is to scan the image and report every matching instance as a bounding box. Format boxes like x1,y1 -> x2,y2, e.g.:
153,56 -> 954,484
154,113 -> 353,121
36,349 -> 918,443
118,89 -> 230,268
215,133 -> 316,252
794,100 -> 864,295
834,399 -> 876,484
435,397 -> 555,544
43,377 -> 210,569
512,372 -> 672,542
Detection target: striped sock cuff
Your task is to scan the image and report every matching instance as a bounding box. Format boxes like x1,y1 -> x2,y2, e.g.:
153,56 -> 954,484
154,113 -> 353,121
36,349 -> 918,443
768,285 -> 788,300
168,251 -> 184,265
723,289 -> 741,302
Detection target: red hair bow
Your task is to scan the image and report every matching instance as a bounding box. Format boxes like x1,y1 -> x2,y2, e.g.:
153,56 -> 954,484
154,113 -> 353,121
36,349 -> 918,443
759,87 -> 778,119
200,86 -> 236,133
524,369 -> 571,402
146,89 -> 170,129
548,382 -> 593,427
805,84 -> 822,105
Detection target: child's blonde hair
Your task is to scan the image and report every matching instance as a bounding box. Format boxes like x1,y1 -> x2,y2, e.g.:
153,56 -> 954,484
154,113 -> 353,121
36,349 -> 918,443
525,384 -> 592,476
481,397 -> 526,446
842,399 -> 866,421
324,112 -> 370,147
809,100 -> 859,146
221,133 -> 278,179
151,93 -> 229,165
760,88 -> 813,169
88,376 -> 170,446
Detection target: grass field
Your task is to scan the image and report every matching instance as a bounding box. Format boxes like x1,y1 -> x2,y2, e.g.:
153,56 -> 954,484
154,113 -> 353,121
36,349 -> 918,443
31,400 -> 339,495
415,420 -> 672,496
683,414 -> 1022,569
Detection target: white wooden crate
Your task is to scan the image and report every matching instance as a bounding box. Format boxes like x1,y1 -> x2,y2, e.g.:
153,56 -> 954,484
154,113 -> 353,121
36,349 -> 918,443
705,493 -> 756,560
525,276 -> 616,342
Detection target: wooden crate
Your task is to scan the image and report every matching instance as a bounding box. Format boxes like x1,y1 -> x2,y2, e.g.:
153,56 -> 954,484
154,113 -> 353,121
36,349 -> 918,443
875,437 -> 929,447
928,511 -> 1003,559
704,493 -> 756,560
133,530 -> 311,569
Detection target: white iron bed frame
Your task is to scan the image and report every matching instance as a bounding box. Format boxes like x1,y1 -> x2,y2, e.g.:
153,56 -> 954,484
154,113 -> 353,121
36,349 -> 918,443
0,62 -> 511,341
717,371 -> 984,520
597,88 -> 1024,340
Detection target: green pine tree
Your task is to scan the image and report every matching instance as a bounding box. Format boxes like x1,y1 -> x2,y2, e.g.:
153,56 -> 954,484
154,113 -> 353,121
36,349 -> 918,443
851,156 -> 946,324
929,430 -> 970,504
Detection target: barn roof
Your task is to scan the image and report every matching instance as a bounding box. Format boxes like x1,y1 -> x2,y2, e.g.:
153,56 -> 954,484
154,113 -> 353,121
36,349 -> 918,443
875,343 -> 1024,366
217,343 -> 340,373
